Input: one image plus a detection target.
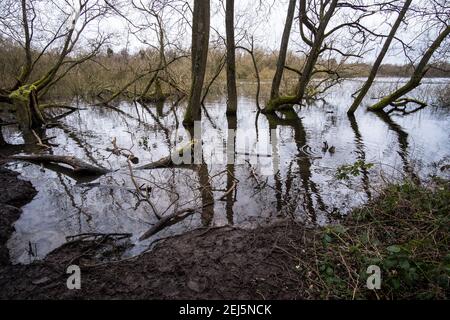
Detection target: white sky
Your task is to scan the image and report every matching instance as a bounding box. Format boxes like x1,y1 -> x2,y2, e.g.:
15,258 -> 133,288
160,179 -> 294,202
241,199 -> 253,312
5,0 -> 444,65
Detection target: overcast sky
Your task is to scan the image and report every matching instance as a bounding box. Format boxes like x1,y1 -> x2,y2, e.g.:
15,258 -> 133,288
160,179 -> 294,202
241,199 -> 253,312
36,0 -> 447,65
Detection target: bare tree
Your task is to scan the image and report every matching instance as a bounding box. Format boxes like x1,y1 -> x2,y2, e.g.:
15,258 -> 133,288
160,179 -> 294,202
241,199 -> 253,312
237,35 -> 261,110
102,0 -> 189,104
368,24 -> 450,111
183,0 -> 211,126
0,0 -> 111,131
347,0 -> 412,115
264,0 -> 377,113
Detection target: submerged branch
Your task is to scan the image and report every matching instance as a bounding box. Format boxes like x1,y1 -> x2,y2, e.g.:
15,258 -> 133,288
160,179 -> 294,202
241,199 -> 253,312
9,154 -> 110,175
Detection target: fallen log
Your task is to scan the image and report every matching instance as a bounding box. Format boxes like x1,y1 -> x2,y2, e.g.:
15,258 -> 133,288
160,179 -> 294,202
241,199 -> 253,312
389,97 -> 427,108
136,140 -> 197,170
136,154 -> 174,170
66,232 -> 132,243
39,104 -> 81,111
139,202 -> 214,241
10,154 -> 110,175
139,208 -> 196,241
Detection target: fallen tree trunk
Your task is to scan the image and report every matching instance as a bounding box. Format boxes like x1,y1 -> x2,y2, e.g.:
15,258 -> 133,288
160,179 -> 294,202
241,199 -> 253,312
347,0 -> 412,115
137,141 -> 197,170
136,155 -> 174,170
10,154 -> 110,175
368,25 -> 450,112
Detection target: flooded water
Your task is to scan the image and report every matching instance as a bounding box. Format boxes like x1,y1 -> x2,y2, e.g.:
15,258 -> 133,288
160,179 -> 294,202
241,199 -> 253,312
2,78 -> 450,264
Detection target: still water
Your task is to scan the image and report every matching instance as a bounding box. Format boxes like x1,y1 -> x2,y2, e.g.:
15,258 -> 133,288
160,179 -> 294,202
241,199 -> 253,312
2,78 -> 450,264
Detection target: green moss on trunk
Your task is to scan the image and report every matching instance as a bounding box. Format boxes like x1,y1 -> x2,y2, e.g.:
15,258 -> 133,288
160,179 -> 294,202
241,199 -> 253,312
9,85 -> 46,130
264,95 -> 298,113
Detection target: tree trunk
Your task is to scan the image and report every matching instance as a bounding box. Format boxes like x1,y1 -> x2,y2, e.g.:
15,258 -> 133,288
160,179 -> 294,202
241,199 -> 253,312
293,0 -> 338,106
225,0 -> 237,115
0,129 -> 6,146
265,0 -> 338,113
270,0 -> 296,100
183,0 -> 210,126
13,0 -> 33,89
11,88 -> 46,130
347,0 -> 412,115
369,25 -> 450,111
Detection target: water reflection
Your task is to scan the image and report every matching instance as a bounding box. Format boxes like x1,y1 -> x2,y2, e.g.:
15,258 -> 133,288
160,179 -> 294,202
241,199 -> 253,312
1,79 -> 449,264
373,111 -> 419,182
348,114 -> 372,199
226,115 -> 237,224
266,109 -> 327,221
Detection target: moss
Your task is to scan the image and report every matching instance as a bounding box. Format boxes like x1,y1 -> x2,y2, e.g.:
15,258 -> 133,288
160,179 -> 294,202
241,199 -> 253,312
8,84 -> 37,102
264,95 -> 298,113
368,96 -> 392,111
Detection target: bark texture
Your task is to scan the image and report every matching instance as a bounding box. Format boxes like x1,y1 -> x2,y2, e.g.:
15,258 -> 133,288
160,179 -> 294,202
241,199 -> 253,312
183,0 -> 211,126
270,0 -> 297,100
225,0 -> 237,115
10,88 -> 46,130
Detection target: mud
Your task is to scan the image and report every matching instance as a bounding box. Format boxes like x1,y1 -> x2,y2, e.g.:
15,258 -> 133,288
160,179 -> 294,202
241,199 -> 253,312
0,224 -> 314,299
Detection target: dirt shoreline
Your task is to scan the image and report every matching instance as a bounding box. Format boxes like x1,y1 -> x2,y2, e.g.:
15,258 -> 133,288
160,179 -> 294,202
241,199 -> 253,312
0,166 -> 317,299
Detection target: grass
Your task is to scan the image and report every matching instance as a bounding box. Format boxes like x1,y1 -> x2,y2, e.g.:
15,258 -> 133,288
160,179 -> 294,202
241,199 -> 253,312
298,178 -> 449,299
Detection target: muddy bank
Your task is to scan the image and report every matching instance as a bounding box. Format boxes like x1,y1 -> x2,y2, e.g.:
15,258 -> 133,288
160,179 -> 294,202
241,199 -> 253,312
0,167 -> 37,265
0,223 -> 316,299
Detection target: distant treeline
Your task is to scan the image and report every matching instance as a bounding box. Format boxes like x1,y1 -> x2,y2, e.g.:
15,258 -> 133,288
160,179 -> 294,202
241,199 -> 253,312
342,61 -> 450,78
0,39 -> 449,101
